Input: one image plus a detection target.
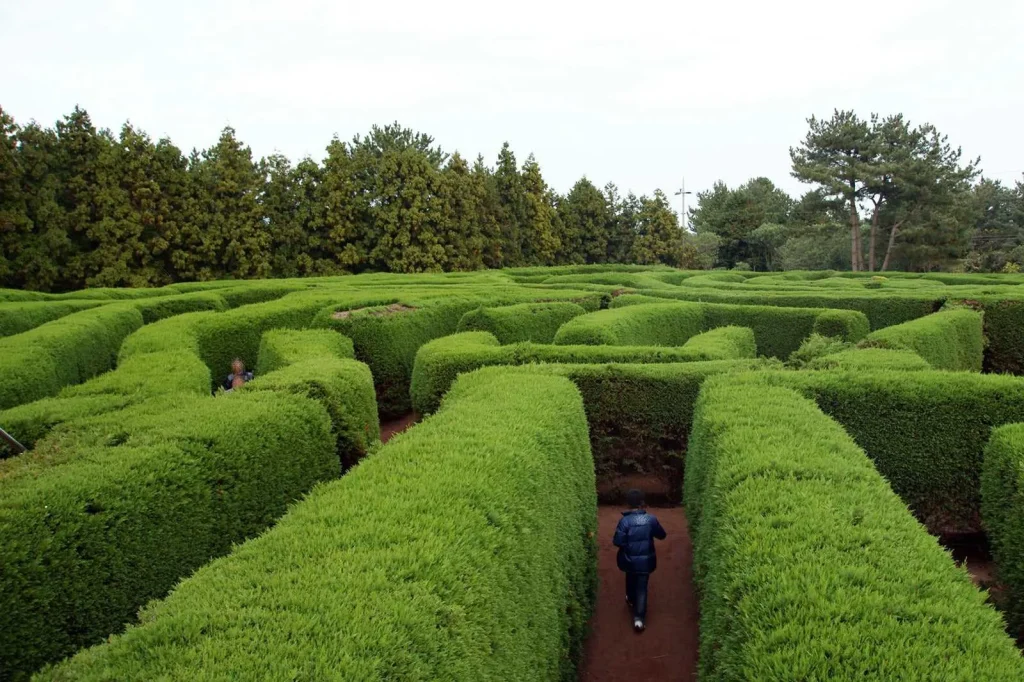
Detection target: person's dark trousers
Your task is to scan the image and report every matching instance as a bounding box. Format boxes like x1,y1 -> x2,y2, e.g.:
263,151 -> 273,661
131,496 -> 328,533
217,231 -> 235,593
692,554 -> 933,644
625,572 -> 650,620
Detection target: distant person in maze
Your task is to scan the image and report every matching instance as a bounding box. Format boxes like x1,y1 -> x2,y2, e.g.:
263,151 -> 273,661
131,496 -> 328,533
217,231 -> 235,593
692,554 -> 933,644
222,358 -> 254,392
613,488 -> 667,633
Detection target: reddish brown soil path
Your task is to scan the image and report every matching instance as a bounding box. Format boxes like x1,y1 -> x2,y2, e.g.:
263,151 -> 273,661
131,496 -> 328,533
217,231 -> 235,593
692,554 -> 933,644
579,506 -> 699,682
379,412 -> 419,443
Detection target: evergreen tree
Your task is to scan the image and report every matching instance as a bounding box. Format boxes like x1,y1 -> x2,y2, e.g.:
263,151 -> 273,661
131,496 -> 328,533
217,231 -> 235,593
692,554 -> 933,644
494,143 -> 525,266
321,137 -> 369,270
438,152 -> 485,271
790,110 -> 874,271
519,154 -> 559,265
260,153 -> 302,277
189,128 -> 270,279
15,121 -> 72,291
472,155 -> 504,269
53,107 -> 115,288
604,183 -> 637,264
0,107 -> 32,287
690,177 -> 793,268
558,178 -> 612,264
365,145 -> 447,272
630,190 -> 681,265
290,157 -> 339,276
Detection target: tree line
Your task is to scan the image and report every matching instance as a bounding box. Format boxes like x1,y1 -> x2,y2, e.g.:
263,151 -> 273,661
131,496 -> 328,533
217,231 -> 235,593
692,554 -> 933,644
0,106 -> 715,292
2,105 -> 1020,291
692,110 -> 1024,273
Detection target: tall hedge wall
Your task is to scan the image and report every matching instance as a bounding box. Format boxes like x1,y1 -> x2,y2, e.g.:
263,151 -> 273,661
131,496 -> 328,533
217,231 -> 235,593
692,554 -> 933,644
457,301 -> 589,344
565,298 -> 868,358
246,329 -> 377,469
0,392 -> 335,680
861,308 -> 984,371
255,328 -> 355,375
314,291 -> 602,417
0,301 -> 103,337
724,370 -> 1024,535
37,370 -> 597,682
685,378 -> 1024,680
553,302 -> 705,347
981,423 -> 1024,639
411,328 -> 757,415
0,306 -> 144,410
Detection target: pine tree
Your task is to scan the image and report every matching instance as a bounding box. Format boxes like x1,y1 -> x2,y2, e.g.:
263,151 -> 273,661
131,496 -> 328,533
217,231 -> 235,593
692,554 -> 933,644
189,128 -> 270,279
630,190 -> 681,265
15,121 -> 72,291
605,184 -> 638,264
53,107 -> 115,288
519,155 -> 560,265
366,146 -> 447,272
472,155 -> 504,268
0,107 -> 32,287
321,137 -> 369,271
290,157 -> 339,276
558,177 -> 612,264
438,152 -> 485,270
494,143 -> 525,266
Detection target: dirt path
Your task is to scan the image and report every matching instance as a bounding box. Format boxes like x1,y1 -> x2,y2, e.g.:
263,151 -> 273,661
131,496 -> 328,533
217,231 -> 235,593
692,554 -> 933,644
579,506 -> 699,682
380,412 -> 418,443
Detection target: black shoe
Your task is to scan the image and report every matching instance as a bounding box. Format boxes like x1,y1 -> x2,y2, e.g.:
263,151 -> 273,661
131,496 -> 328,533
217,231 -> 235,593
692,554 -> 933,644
633,618 -> 645,632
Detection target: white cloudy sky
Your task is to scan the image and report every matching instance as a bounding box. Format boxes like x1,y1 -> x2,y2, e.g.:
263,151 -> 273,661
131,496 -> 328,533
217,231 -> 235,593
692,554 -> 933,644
2,0 -> 1022,210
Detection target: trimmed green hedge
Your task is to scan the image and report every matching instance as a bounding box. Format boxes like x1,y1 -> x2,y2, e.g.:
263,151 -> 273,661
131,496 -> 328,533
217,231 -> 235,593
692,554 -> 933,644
970,297 -> 1024,374
0,301 -> 103,337
685,378 -> 1024,680
0,391 -> 336,681
805,347 -> 932,372
457,301 -> 589,344
677,326 -> 756,361
314,291 -> 602,417
702,302 -> 868,358
812,308 -> 871,340
120,291 -> 380,388
725,370 -> 1024,535
0,306 -> 144,410
569,298 -> 869,358
256,328 -> 355,375
981,423 -> 1024,638
411,330 -> 758,415
861,308 -> 984,371
0,288 -> 47,302
245,332 -> 378,469
51,287 -> 170,301
553,302 -> 705,347
0,350 -> 212,454
628,287 -> 938,331
37,370 -> 597,682
130,291 -> 227,323
0,394 -> 134,456
213,282 -> 307,308
415,359 -> 767,491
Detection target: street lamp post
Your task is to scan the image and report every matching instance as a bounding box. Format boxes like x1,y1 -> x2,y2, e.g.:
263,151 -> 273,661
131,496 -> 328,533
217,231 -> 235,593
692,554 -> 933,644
675,178 -> 692,231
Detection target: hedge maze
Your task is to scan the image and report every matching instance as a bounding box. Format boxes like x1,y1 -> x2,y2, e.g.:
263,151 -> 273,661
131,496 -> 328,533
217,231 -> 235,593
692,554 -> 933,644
4,267 -> 1024,680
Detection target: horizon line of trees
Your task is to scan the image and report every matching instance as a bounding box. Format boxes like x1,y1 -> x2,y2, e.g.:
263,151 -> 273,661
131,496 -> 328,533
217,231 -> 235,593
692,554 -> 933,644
2,105 -> 1021,292
0,105 -> 717,292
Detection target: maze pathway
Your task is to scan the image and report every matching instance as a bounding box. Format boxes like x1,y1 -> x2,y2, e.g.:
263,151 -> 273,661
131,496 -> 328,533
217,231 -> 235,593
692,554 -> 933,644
579,506 -> 699,682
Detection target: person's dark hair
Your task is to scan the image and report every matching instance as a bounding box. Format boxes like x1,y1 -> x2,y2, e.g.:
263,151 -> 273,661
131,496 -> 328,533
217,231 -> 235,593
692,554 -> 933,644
626,489 -> 645,509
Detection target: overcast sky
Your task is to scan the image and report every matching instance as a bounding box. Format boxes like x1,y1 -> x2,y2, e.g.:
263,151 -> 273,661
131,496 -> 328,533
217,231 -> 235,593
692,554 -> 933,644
3,0 -> 1022,214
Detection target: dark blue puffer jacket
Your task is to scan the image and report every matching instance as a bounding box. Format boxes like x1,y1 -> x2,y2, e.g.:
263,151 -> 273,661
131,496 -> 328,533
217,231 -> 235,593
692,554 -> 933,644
613,510 -> 667,573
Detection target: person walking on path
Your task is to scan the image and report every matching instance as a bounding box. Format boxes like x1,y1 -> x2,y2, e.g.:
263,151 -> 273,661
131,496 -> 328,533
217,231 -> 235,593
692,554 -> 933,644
613,489 -> 667,632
